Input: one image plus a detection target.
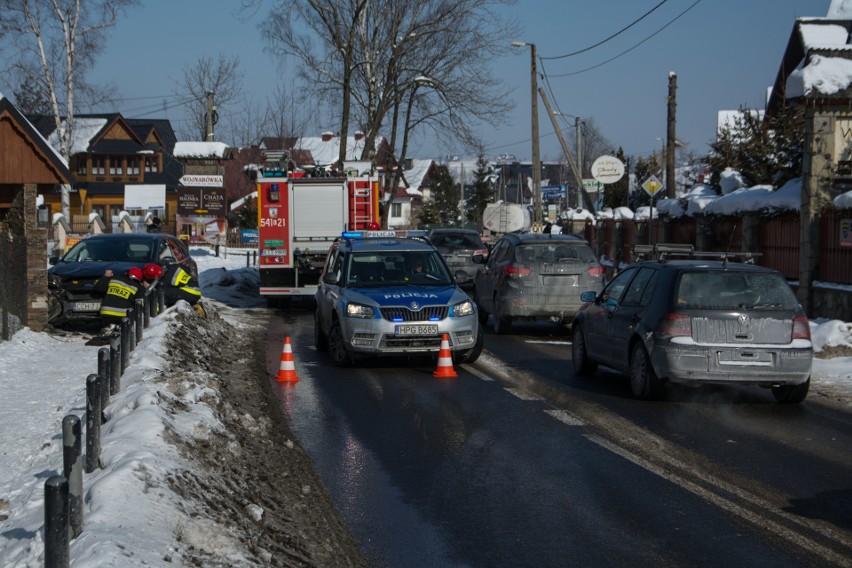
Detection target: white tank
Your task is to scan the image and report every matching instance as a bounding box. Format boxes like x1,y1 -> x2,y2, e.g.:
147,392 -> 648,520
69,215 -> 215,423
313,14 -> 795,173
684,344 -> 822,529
482,203 -> 530,233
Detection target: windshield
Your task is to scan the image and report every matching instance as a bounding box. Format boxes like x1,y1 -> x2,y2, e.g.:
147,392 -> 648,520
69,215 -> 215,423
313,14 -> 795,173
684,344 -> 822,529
675,271 -> 800,310
346,251 -> 453,287
63,238 -> 155,263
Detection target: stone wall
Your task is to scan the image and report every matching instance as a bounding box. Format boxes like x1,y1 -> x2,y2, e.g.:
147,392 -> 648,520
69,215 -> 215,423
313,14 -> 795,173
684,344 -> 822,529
0,184 -> 49,340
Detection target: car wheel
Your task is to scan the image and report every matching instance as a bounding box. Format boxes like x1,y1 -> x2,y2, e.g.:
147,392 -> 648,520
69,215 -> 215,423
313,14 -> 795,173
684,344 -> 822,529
772,377 -> 809,403
630,344 -> 663,400
571,325 -> 598,376
314,310 -> 328,351
492,299 -> 512,335
457,326 -> 484,364
327,319 -> 352,367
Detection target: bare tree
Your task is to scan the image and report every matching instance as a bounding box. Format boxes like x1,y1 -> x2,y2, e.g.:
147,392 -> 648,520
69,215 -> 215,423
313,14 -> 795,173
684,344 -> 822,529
0,0 -> 138,218
175,54 -> 245,142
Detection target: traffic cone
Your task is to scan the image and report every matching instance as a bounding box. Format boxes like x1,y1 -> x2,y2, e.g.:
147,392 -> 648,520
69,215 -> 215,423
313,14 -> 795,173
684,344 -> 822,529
433,333 -> 458,378
276,337 -> 299,382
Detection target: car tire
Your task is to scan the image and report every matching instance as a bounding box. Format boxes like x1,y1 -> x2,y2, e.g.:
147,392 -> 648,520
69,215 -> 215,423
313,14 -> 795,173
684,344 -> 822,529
457,326 -> 484,364
630,344 -> 663,400
314,311 -> 328,351
572,325 -> 598,376
327,319 -> 352,367
772,377 -> 809,403
492,299 -> 512,335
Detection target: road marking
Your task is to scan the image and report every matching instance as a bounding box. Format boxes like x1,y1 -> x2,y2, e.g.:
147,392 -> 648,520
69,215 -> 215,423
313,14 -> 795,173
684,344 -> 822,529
464,366 -> 494,381
544,409 -> 585,426
584,434 -> 852,567
505,388 -> 543,401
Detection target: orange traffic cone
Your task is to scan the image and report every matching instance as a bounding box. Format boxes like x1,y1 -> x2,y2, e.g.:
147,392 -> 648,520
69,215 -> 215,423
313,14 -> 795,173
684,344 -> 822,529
276,337 -> 299,382
433,333 -> 458,378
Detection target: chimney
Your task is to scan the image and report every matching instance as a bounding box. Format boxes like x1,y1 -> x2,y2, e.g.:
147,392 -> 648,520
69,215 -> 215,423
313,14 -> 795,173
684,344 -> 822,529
354,130 -> 364,141
322,131 -> 334,142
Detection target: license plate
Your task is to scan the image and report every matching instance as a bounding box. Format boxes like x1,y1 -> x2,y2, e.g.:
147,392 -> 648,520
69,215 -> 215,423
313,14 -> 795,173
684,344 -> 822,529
395,324 -> 438,335
543,275 -> 578,286
261,249 -> 287,257
72,302 -> 100,312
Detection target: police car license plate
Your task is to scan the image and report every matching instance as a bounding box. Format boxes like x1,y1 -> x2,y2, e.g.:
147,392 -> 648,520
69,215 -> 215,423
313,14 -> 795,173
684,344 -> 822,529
395,324 -> 438,335
72,302 -> 100,312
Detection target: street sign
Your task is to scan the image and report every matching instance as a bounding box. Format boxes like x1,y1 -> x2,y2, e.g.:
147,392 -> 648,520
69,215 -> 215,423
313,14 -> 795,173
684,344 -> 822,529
542,185 -> 565,199
582,179 -> 601,193
642,175 -> 665,197
591,155 -> 625,184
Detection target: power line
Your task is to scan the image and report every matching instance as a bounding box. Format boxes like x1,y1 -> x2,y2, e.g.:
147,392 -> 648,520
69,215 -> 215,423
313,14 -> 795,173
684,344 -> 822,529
541,0 -> 670,60
546,0 -> 703,78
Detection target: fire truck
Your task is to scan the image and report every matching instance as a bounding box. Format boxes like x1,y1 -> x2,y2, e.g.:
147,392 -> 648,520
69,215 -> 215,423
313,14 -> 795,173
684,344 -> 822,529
256,169 -> 380,305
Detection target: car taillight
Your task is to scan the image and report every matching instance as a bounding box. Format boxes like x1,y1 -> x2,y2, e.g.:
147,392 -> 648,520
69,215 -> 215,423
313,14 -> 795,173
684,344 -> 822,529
586,265 -> 606,278
792,315 -> 811,340
505,264 -> 532,278
473,248 -> 489,257
656,313 -> 692,337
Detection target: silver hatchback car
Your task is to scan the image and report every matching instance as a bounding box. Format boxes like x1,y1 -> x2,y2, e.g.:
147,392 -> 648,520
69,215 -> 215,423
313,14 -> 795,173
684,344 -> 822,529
572,253 -> 813,402
472,233 -> 605,334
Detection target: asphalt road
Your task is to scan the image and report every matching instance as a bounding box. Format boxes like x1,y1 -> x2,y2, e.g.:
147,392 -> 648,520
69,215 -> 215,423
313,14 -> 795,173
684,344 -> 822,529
267,310 -> 852,568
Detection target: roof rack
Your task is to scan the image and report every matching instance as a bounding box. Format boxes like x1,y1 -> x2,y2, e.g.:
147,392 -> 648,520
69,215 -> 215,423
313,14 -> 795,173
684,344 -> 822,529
632,243 -> 694,262
632,243 -> 762,264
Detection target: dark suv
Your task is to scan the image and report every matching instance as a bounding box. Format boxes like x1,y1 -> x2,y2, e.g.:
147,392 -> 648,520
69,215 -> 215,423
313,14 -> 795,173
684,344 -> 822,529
571,248 -> 813,402
472,233 -> 604,334
427,228 -> 489,290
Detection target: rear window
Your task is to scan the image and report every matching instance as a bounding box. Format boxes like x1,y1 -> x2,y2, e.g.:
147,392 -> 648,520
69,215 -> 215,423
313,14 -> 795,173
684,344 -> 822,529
431,233 -> 484,249
675,271 -> 799,310
517,243 -> 596,263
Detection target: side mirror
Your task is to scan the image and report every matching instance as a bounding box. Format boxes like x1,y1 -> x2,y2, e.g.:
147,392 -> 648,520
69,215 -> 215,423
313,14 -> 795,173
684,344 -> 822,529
472,252 -> 487,264
49,256 -> 60,265
580,291 -> 597,303
454,270 -> 471,284
322,273 -> 339,285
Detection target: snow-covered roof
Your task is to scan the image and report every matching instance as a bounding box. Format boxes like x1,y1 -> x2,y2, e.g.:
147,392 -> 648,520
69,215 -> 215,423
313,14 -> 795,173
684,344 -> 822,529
294,135 -> 378,165
173,141 -> 229,159
401,159 -> 433,195
46,117 -> 108,156
799,22 -> 851,50
786,54 -> 852,97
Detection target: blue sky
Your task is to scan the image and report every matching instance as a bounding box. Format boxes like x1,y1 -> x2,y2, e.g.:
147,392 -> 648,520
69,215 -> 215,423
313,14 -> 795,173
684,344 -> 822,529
49,0 -> 833,162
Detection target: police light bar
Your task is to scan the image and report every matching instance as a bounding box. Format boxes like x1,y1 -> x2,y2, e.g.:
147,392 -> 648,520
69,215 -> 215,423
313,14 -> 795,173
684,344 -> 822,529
341,230 -> 428,239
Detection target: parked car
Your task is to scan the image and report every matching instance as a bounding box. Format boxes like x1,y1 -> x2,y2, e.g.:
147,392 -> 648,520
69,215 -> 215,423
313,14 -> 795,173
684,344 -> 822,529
472,233 -> 605,334
427,228 -> 489,290
314,230 -> 483,366
47,233 -> 198,324
571,253 -> 813,403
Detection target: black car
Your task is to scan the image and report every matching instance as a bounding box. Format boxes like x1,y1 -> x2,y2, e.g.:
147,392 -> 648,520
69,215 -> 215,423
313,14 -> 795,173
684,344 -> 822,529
571,248 -> 813,403
47,233 -> 198,324
472,233 -> 605,334
427,228 -> 489,290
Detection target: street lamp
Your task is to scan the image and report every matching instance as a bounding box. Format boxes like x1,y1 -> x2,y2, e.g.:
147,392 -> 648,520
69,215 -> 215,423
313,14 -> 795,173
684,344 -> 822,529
512,41 -> 541,230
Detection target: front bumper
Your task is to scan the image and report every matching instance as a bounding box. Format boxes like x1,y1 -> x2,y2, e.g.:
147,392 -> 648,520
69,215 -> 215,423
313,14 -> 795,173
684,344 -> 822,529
339,316 -> 479,355
651,341 -> 813,386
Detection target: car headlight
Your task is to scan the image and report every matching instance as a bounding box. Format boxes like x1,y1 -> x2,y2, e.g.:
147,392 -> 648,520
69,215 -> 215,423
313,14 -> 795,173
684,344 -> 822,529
452,299 -> 474,317
346,302 -> 376,319
48,274 -> 62,289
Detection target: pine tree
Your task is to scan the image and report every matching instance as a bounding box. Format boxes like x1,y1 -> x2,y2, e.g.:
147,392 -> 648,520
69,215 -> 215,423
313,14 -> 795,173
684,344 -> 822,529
415,165 -> 461,229
13,80 -> 50,116
467,154 -> 493,228
603,147 -> 629,209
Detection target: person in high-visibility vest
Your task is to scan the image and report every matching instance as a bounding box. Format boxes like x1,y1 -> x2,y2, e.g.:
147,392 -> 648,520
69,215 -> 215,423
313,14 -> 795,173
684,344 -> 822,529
93,267 -> 147,336
162,263 -> 205,316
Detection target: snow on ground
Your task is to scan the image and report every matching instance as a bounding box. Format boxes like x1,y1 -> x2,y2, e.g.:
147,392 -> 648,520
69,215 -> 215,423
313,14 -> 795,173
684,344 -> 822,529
0,246 -> 850,566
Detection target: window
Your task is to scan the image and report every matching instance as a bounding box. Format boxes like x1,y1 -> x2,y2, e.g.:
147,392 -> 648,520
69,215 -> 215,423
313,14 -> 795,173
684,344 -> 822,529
144,156 -> 159,173
76,158 -> 87,176
127,157 -> 140,175
92,157 -> 105,175
391,202 -> 402,217
621,268 -> 656,307
109,156 -> 124,175
602,267 -> 637,304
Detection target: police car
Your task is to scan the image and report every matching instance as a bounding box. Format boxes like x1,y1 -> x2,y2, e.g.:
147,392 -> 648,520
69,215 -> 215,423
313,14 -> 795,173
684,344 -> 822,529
314,230 -> 484,366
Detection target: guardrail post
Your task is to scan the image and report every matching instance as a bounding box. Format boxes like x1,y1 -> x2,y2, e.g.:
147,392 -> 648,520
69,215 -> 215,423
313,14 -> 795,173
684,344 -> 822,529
85,374 -> 101,473
62,415 -> 83,538
143,291 -> 151,326
44,476 -> 69,568
135,299 -> 144,341
109,332 -> 121,394
120,318 -> 129,374
246,253 -> 250,268
158,285 -> 165,313
97,348 -> 110,423
127,308 -> 136,351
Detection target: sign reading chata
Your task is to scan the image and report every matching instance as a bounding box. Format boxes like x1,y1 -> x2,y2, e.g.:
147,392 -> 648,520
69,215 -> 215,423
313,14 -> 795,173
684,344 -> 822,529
180,175 -> 224,187
177,187 -> 226,215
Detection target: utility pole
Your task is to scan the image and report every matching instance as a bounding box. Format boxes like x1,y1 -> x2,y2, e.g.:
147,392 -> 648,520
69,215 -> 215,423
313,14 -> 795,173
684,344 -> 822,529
576,116 -> 583,209
538,87 -> 595,211
666,73 -> 677,198
512,41 -> 541,230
